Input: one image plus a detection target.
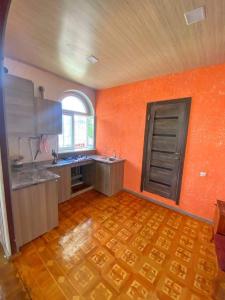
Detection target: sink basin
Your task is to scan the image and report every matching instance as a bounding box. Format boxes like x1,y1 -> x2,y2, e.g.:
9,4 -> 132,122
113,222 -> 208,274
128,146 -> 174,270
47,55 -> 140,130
100,156 -> 117,162
108,157 -> 117,161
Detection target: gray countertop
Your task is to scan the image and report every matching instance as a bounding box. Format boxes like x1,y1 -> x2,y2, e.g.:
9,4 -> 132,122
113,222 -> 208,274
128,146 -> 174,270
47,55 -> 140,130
89,155 -> 125,164
11,155 -> 125,191
46,157 -> 94,169
43,155 -> 124,169
11,167 -> 60,191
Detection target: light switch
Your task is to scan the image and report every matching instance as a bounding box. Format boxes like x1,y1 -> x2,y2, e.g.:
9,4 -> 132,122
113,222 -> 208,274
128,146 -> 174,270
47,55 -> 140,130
199,171 -> 207,177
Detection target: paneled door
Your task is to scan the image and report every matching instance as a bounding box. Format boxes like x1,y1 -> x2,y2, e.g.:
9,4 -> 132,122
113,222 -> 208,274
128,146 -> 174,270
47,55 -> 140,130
141,98 -> 191,203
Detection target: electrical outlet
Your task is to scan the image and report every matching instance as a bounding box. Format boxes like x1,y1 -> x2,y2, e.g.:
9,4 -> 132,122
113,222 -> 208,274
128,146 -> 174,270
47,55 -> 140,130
200,171 -> 207,177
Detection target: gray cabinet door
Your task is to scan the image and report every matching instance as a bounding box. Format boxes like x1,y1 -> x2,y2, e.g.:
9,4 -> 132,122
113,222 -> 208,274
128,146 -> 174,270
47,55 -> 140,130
12,180 -> 58,249
94,161 -> 124,196
49,166 -> 71,203
36,98 -> 62,135
4,74 -> 35,136
95,162 -> 111,195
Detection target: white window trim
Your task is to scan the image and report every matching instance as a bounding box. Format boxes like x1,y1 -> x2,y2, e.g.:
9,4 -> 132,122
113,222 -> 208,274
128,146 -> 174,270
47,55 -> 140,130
58,92 -> 95,153
59,111 -> 74,151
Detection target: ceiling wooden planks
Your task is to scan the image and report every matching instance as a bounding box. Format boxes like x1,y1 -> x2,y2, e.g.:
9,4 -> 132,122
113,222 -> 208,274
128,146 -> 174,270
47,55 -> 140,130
4,0 -> 225,89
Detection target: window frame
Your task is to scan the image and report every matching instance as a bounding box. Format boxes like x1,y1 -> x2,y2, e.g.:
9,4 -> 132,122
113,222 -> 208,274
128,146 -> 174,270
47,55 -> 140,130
58,91 -> 95,153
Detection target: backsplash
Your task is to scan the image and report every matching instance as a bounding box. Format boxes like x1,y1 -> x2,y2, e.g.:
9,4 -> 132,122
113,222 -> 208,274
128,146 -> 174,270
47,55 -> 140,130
7,135 -> 96,164
8,135 -> 58,163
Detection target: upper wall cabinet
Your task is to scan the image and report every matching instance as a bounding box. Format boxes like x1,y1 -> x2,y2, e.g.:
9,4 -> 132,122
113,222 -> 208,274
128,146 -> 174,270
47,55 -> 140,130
4,74 -> 62,136
4,74 -> 36,136
35,98 -> 62,135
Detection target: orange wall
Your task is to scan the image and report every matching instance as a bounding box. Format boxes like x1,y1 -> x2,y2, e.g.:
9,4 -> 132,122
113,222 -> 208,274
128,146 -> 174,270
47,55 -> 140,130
96,63 -> 225,221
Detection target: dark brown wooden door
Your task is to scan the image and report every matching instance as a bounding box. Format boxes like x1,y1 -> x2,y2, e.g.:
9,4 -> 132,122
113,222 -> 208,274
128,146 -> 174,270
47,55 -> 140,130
141,98 -> 191,203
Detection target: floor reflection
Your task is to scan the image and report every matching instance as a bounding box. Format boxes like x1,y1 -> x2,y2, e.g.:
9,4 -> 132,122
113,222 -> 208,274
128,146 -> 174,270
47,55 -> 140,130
59,218 -> 93,260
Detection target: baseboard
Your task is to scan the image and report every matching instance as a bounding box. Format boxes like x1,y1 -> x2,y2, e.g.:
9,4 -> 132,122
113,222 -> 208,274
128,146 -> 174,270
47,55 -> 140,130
123,188 -> 213,224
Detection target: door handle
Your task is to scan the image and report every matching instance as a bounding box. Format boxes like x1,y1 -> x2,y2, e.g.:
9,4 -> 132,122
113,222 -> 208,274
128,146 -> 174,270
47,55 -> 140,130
174,153 -> 180,160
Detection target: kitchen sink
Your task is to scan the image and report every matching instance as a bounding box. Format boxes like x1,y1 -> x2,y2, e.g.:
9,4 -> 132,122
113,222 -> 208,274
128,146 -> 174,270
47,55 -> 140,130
108,157 -> 117,161
100,156 -> 117,162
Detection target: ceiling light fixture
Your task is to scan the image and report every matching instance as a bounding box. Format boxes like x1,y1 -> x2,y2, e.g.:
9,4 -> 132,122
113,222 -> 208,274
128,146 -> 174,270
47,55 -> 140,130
184,6 -> 206,25
87,55 -> 98,64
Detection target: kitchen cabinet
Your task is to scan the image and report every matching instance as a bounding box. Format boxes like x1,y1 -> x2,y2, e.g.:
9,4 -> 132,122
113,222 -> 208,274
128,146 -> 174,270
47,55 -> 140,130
36,98 -> 62,135
4,74 -> 35,136
12,180 -> 58,249
50,166 -> 71,203
94,161 -> 124,196
4,74 -> 62,136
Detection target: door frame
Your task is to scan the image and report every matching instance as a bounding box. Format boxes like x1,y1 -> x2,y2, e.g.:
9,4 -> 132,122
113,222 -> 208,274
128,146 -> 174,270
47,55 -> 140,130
141,98 -> 191,204
0,0 -> 16,254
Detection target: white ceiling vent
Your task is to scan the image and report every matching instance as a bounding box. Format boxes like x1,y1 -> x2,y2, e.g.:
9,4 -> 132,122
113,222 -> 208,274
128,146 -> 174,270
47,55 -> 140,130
184,7 -> 206,25
87,55 -> 98,64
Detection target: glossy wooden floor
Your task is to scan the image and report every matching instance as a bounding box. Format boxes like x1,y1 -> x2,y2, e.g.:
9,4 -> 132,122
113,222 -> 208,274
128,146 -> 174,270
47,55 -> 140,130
13,190 -> 220,299
0,244 -> 29,299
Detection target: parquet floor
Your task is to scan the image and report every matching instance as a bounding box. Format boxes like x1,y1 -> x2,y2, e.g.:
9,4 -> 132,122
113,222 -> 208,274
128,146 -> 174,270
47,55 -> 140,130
13,190 -> 221,299
0,244 -> 29,299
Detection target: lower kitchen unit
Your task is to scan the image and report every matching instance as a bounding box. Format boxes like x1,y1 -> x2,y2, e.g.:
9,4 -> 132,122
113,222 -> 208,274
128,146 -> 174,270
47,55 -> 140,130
1,1 -> 225,300
11,155 -> 124,250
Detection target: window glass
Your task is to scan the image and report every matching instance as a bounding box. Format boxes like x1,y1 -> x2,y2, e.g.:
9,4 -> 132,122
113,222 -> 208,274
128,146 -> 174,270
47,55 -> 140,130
62,96 -> 86,113
58,93 -> 94,152
58,114 -> 73,149
74,115 -> 87,149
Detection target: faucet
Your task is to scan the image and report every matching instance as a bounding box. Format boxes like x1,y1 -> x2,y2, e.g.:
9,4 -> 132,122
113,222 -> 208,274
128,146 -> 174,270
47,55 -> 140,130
52,149 -> 58,165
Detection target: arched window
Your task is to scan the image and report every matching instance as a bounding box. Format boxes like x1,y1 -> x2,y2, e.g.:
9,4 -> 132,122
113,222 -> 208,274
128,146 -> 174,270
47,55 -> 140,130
58,92 -> 95,151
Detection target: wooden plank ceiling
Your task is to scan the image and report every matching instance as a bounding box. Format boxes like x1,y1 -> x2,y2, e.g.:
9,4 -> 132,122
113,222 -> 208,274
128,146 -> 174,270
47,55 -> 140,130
4,0 -> 225,89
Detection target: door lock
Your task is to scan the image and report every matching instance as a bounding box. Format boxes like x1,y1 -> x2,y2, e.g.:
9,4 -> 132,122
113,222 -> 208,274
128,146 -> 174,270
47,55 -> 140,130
174,153 -> 180,159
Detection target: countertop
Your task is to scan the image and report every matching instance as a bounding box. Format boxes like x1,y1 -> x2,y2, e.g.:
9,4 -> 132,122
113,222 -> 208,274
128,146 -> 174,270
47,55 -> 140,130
45,155 -> 124,169
11,167 -> 60,191
89,155 -> 125,164
11,155 -> 125,191
46,157 -> 94,169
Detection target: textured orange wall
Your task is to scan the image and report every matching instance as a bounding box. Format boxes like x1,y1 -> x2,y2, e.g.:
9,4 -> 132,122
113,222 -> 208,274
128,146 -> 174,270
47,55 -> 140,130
96,64 -> 225,221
